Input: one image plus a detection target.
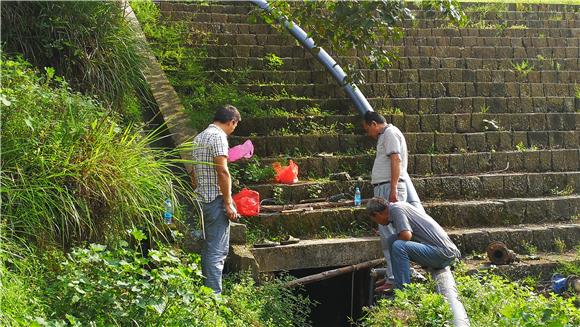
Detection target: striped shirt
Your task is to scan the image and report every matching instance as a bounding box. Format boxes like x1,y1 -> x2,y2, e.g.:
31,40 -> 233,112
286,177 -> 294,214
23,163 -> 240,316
371,124 -> 409,185
192,124 -> 229,203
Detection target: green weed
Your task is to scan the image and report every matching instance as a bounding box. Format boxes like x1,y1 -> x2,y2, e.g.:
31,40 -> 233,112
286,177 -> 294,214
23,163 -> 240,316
264,53 -> 285,70
521,240 -> 538,256
479,104 -> 490,113
2,57 -> 192,248
554,238 -> 567,253
512,60 -> 534,77
550,185 -> 574,196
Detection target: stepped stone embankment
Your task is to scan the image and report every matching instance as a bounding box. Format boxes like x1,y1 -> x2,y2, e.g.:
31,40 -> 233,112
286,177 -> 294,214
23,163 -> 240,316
155,1 -> 580,273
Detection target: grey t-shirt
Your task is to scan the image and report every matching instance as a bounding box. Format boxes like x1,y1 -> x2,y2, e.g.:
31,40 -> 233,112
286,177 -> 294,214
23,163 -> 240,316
371,124 -> 408,185
388,202 -> 461,259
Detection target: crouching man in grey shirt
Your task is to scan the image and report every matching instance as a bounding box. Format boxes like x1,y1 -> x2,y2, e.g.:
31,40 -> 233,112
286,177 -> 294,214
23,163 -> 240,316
366,197 -> 461,290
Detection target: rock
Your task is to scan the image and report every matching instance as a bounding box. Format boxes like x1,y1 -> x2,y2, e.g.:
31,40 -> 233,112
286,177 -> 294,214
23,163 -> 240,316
329,172 -> 351,181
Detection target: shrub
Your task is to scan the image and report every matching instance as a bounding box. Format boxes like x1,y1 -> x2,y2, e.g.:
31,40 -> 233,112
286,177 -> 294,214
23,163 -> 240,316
359,272 -> 580,326
1,1 -> 146,115
1,56 -> 191,248
32,233 -> 312,326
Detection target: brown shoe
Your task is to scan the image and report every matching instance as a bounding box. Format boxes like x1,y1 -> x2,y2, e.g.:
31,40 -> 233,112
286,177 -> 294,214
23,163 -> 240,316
374,282 -> 394,294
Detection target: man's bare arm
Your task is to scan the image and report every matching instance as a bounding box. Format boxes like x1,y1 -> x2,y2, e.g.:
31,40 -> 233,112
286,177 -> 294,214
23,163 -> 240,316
398,230 -> 412,241
389,153 -> 401,202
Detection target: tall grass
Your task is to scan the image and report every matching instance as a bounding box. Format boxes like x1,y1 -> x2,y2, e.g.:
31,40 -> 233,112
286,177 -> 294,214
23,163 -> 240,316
1,56 -> 193,248
0,1 -> 146,116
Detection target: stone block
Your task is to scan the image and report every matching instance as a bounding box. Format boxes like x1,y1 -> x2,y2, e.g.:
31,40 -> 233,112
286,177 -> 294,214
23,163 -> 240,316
538,151 -> 552,171
461,176 -> 483,199
481,175 -> 503,197
463,153 -> 479,173
437,97 -> 461,114
512,131 -> 528,148
504,175 -> 528,197
404,115 -> 420,133
523,151 -> 540,172
455,114 -> 471,132
564,150 -> 579,170
439,115 -> 455,132
435,133 -> 454,153
418,98 -> 436,114
562,131 -> 579,149
431,155 -> 449,175
501,200 -> 527,225
529,131 -> 549,148
528,114 -> 546,131
491,152 -> 509,171
448,154 -> 464,174
416,133 -> 435,153
318,135 -> 341,153
414,154 -> 432,175
466,133 -> 486,152
548,131 -> 565,149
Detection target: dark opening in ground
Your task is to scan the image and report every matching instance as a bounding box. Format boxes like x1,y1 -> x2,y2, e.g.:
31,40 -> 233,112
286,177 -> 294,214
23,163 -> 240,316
287,266 -> 372,327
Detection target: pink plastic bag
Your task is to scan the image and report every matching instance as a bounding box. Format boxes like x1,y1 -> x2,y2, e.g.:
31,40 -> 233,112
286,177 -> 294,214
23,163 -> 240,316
228,140 -> 254,162
233,188 -> 260,217
273,160 -> 299,184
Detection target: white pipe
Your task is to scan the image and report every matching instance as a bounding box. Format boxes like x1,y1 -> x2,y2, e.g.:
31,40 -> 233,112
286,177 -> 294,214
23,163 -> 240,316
251,0 -> 374,115
430,267 -> 471,327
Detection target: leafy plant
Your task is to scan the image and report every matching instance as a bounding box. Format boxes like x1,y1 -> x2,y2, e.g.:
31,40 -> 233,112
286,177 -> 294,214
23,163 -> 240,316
512,60 -> 534,77
1,56 -> 191,248
554,238 -> 567,253
307,184 -> 323,199
515,141 -> 537,152
550,185 -> 574,196
575,84 -> 580,99
230,157 -> 275,184
1,1 -> 147,115
479,104 -> 489,113
255,0 -> 465,84
272,185 -> 285,205
264,53 -> 285,70
378,106 -> 404,116
359,272 -> 580,326
521,240 -> 538,256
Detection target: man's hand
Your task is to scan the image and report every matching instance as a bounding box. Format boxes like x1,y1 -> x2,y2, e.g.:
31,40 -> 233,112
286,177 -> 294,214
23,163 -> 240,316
388,191 -> 398,203
225,202 -> 239,222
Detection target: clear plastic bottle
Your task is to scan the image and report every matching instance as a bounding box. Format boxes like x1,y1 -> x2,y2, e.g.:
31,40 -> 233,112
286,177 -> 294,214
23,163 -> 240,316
354,187 -> 362,207
163,198 -> 173,224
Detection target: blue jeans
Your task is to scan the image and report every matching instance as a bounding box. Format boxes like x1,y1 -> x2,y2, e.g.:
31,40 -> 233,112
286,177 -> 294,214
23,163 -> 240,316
389,239 -> 454,289
201,195 -> 230,294
375,179 -> 425,282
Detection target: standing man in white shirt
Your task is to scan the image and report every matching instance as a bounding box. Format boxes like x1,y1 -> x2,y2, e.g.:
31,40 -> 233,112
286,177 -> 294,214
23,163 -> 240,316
192,105 -> 241,294
363,110 -> 425,292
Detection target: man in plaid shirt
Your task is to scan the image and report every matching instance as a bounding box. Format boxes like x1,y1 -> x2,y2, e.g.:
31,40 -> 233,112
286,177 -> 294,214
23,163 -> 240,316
192,105 -> 241,294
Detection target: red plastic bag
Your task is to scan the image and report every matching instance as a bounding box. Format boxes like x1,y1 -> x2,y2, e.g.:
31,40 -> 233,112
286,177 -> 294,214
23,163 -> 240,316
273,160 -> 299,184
233,188 -> 260,217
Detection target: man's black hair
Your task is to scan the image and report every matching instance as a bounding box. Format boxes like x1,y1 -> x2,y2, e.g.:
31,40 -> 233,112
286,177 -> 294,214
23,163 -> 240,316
213,104 -> 241,123
363,111 -> 386,125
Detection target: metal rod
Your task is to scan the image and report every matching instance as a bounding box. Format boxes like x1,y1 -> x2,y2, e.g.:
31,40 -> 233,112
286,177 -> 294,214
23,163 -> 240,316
250,0 -> 374,116
286,258 -> 385,288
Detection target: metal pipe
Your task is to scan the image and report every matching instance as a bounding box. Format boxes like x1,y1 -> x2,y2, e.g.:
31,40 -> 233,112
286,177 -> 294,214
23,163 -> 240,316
430,267 -> 471,327
286,258 -> 384,288
250,0 -> 374,116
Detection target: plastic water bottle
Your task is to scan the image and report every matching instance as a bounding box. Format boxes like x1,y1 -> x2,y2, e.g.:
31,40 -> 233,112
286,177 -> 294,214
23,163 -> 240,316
354,187 -> 362,207
163,198 -> 173,224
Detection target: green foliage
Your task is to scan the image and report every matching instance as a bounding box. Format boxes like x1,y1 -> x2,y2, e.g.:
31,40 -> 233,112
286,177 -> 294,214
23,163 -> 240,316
554,238 -> 567,253
1,56 -> 191,248
378,106 -> 404,116
1,1 -> 146,116
0,236 -> 48,325
521,240 -> 538,256
575,84 -> 580,99
131,0 -> 271,130
224,274 -> 313,327
259,0 -> 465,84
360,273 -> 580,327
264,53 -> 285,70
550,185 -> 574,196
359,282 -> 452,326
230,156 -> 276,184
512,60 -> 534,77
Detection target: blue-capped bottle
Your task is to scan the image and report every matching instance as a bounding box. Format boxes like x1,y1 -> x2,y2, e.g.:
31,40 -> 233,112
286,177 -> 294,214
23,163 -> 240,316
163,198 -> 173,224
354,187 -> 362,207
